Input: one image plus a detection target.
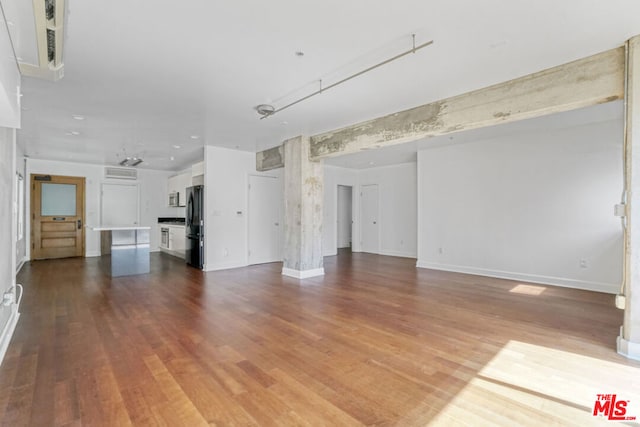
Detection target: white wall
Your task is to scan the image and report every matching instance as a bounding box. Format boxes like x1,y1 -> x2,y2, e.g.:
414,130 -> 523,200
358,163 -> 418,258
0,127 -> 18,364
26,159 -> 177,257
203,146 -> 283,271
417,119 -> 623,293
323,163 -> 417,258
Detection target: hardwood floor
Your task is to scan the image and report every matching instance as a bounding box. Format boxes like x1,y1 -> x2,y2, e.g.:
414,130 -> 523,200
1,251 -> 638,426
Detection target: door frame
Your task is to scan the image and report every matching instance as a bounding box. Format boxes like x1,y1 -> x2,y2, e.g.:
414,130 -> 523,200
30,174 -> 86,260
247,174 -> 281,265
360,183 -> 380,254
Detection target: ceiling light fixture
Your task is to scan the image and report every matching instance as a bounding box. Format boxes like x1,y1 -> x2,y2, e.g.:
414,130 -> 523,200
172,145 -> 181,149
65,131 -> 80,136
255,104 -> 275,117
72,115 -> 85,120
119,157 -> 143,167
257,34 -> 433,119
190,135 -> 200,140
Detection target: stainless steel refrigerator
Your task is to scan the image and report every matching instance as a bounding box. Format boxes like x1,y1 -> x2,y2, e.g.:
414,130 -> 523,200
185,185 -> 204,269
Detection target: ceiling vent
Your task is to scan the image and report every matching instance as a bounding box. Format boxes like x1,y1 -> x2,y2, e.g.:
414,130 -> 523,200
17,0 -> 66,81
105,167 -> 137,180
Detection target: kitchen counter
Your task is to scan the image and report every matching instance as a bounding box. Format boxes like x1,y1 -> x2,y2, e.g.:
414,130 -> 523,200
87,226 -> 150,277
89,226 -> 151,231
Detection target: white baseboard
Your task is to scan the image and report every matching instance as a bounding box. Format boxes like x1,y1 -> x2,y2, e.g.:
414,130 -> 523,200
204,261 -> 247,272
282,267 -> 325,279
86,251 -> 101,258
0,309 -> 20,367
378,249 -> 417,259
16,258 -> 26,274
617,329 -> 640,361
416,261 -> 619,294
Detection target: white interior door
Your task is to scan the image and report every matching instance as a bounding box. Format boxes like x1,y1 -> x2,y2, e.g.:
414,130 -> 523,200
249,175 -> 280,264
360,184 -> 379,254
337,185 -> 352,248
101,183 -> 139,226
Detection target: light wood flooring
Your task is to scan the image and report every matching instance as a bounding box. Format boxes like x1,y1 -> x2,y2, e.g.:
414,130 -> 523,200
0,251 -> 639,426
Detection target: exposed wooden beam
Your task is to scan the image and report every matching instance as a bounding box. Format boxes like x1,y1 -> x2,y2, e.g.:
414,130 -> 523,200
308,47 -> 624,160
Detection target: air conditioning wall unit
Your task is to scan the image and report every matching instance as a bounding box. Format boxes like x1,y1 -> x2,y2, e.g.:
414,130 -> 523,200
4,0 -> 67,81
105,167 -> 138,180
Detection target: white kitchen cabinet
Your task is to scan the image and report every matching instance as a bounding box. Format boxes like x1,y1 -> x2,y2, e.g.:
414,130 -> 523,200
192,161 -> 204,177
168,225 -> 186,251
167,171 -> 191,207
160,224 -> 185,257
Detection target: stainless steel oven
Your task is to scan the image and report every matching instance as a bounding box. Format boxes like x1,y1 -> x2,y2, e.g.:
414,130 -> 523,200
160,227 -> 170,249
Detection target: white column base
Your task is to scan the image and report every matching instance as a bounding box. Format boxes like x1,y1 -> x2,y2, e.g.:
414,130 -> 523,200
282,267 -> 325,279
617,328 -> 640,362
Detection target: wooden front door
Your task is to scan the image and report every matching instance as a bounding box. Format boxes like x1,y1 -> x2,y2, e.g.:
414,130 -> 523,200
31,174 -> 85,260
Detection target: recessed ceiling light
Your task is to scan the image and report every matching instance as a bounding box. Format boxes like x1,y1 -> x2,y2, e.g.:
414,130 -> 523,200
190,135 -> 200,140
281,121 -> 288,125
170,156 -> 175,161
172,145 -> 181,149
368,161 -> 376,166
72,115 -> 85,120
65,131 -> 80,136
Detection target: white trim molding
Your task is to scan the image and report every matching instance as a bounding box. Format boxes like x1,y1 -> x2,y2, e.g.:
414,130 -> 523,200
617,328 -> 640,361
282,267 -> 325,279
417,261 -> 619,294
0,308 -> 20,367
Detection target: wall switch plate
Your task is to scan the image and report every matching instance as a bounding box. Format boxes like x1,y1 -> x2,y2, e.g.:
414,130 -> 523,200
615,294 -> 626,309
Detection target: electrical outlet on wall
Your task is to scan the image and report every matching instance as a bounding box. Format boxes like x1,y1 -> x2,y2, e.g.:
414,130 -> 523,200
579,259 -> 588,269
438,247 -> 444,255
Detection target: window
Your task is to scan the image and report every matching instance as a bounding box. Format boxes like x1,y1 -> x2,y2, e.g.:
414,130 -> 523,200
16,172 -> 24,240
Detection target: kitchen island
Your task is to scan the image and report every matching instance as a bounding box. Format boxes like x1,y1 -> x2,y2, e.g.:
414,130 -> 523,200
88,226 -> 151,277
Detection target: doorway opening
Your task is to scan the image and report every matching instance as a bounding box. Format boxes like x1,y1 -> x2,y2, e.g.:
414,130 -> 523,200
337,185 -> 353,252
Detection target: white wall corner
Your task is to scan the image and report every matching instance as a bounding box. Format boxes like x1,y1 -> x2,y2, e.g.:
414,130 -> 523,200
282,267 -> 325,279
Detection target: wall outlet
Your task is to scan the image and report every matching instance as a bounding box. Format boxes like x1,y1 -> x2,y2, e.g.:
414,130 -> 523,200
579,259 -> 588,269
438,247 -> 443,255
615,294 -> 626,309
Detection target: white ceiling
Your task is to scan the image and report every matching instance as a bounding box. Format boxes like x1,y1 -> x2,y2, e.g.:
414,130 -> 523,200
5,0 -> 640,171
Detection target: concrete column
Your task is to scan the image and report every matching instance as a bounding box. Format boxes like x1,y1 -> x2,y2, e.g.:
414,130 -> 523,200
619,35 -> 640,361
282,135 -> 324,279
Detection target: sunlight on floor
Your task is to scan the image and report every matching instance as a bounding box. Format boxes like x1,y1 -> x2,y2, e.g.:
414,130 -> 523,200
509,284 -> 546,296
424,341 -> 640,426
